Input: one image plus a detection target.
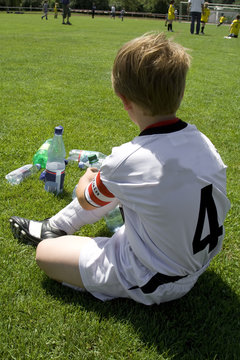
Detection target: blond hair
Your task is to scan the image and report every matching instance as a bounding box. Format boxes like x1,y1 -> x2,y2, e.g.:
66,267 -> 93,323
112,32 -> 191,116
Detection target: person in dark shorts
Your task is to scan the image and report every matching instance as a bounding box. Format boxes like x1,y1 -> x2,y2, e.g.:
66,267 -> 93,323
62,0 -> 71,25
41,0 -> 48,20
92,3 -> 96,18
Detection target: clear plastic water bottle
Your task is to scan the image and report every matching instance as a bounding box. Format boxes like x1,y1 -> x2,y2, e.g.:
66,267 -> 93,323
104,205 -> 124,233
68,149 -> 106,163
33,138 -> 52,169
72,184 -> 78,200
45,126 -> 66,195
5,164 -> 41,185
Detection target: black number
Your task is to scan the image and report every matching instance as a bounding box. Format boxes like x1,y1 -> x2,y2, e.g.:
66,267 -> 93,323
193,184 -> 223,255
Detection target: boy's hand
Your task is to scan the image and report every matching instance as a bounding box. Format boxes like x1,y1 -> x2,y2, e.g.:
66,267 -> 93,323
84,167 -> 99,181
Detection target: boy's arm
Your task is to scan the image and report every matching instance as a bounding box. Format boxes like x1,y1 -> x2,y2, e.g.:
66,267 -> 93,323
76,167 -> 116,210
76,168 -> 99,210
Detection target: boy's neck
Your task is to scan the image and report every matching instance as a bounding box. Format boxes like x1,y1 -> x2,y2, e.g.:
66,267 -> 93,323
130,105 -> 177,131
143,117 -> 179,130
122,96 -> 178,131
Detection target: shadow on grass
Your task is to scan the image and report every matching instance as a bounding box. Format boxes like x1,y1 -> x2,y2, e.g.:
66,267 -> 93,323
42,270 -> 240,359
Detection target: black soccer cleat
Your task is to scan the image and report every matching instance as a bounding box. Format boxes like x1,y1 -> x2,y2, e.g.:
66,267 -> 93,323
9,216 -> 67,246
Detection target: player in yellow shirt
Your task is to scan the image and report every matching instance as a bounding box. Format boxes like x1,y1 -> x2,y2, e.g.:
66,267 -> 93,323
54,2 -> 59,19
167,1 -> 175,32
217,13 -> 226,27
200,2 -> 210,34
225,15 -> 240,38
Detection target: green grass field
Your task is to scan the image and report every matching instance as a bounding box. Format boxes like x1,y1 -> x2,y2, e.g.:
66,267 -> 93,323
0,12 -> 240,360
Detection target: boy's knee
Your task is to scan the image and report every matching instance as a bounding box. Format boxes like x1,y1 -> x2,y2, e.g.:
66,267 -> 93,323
35,239 -> 49,268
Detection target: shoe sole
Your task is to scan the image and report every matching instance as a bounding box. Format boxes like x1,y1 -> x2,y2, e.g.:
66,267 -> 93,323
9,218 -> 40,246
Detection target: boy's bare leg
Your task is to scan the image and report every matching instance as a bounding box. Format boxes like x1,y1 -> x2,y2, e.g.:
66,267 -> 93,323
36,235 -> 93,288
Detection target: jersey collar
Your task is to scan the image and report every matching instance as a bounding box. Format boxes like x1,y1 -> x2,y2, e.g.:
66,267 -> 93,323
139,118 -> 188,136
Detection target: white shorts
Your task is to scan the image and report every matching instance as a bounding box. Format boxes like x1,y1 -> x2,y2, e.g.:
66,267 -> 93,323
78,227 -> 209,305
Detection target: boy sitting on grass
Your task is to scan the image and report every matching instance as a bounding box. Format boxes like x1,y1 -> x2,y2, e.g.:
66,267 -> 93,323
225,15 -> 240,38
10,33 -> 230,306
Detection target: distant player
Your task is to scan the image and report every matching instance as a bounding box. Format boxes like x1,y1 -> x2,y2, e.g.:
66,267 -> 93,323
54,2 -> 59,19
200,2 -> 210,34
225,15 -> 240,38
120,8 -> 125,21
111,5 -> 116,19
41,0 -> 48,20
167,0 -> 175,32
92,3 -> 96,19
61,0 -> 71,25
217,13 -> 226,27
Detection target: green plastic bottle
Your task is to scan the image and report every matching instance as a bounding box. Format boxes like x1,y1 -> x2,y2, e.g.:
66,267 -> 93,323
33,138 -> 52,169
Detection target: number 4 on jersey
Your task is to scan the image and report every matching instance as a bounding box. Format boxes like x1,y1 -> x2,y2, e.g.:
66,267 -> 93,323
192,184 -> 223,255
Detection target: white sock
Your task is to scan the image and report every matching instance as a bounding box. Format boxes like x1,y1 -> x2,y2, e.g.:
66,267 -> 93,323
49,198 -> 119,234
28,220 -> 43,238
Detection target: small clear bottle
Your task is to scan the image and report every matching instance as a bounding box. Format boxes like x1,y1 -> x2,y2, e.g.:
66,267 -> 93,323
5,164 -> 41,185
104,205 -> 124,233
72,184 -> 78,200
45,126 -> 66,195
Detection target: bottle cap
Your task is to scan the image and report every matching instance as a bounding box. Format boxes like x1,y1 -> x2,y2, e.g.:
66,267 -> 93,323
35,164 -> 41,170
55,126 -> 63,135
88,154 -> 98,164
78,161 -> 86,169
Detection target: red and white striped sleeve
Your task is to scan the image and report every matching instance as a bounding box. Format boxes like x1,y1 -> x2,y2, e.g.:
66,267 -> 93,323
84,171 -> 115,207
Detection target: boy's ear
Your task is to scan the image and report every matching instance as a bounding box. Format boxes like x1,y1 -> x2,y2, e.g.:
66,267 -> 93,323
117,93 -> 132,111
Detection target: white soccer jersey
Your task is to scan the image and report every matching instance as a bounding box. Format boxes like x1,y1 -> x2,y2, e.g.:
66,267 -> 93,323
85,119 -> 230,279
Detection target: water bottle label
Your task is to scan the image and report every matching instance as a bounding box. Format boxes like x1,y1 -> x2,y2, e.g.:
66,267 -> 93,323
45,169 -> 65,193
8,164 -> 32,176
6,164 -> 32,184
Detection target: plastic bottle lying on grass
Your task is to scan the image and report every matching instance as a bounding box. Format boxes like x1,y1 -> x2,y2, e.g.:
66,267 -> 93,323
5,164 -> 41,185
67,149 -> 106,164
85,154 -> 102,169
